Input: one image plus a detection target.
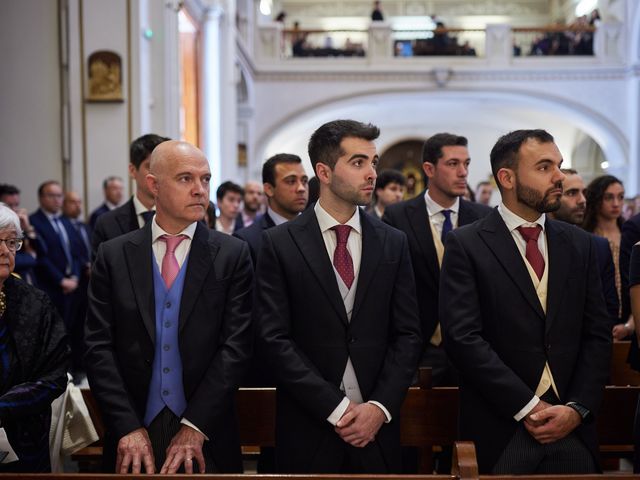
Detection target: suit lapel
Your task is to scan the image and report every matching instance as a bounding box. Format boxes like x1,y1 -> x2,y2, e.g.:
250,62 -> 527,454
289,209 -> 348,325
352,211 -> 384,322
179,223 -> 216,332
544,220 -> 571,333
458,199 -> 483,226
118,198 -> 139,234
478,210 -> 545,320
405,194 -> 440,284
124,225 -> 156,343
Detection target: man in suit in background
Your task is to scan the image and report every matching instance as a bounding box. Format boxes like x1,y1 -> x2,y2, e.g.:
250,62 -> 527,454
547,168 -> 619,327
215,181 -> 243,235
91,134 -> 169,258
235,181 -> 264,231
440,129 -> 611,474
366,169 -> 405,220
62,191 -> 92,375
85,140 -> 253,474
234,153 -> 308,267
383,133 -> 492,386
255,119 -> 422,473
89,176 -> 124,229
30,180 -> 83,327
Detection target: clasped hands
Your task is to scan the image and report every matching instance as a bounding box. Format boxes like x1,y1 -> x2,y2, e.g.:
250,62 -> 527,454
523,399 -> 582,444
335,400 -> 386,448
116,424 -> 206,474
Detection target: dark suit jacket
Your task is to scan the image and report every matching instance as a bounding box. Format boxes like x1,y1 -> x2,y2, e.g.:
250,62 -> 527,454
592,234 -> 619,324
439,210 -> 612,473
254,206 -> 422,472
382,193 -> 492,343
88,203 -> 110,230
85,222 -> 253,472
233,212 -> 276,267
91,197 -> 139,259
621,214 -> 640,369
29,209 -> 83,315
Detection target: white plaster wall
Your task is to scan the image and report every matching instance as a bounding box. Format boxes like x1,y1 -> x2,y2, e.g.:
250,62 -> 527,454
0,0 -> 61,212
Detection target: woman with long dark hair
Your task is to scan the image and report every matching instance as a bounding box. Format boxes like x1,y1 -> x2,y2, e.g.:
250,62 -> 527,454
584,174 -> 630,338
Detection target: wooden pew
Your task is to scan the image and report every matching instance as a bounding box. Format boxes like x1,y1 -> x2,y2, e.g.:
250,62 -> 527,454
610,341 -> 640,386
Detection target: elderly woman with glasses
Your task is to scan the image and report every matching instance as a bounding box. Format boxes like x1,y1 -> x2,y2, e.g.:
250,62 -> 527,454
0,204 -> 69,472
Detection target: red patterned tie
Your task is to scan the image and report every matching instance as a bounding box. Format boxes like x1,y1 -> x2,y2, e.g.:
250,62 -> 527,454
331,225 -> 354,289
160,234 -> 188,289
517,225 -> 545,280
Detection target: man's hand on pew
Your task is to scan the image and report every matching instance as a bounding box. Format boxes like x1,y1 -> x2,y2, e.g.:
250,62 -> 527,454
524,405 -> 582,444
335,402 -> 385,448
116,427 -> 155,474
160,425 -> 206,474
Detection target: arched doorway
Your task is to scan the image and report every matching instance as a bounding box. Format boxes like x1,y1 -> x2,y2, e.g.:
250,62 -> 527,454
379,139 -> 426,199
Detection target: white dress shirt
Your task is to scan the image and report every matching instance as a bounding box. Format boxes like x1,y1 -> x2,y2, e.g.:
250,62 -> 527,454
133,195 -> 155,229
424,190 -> 460,238
497,203 -> 549,421
313,201 -> 391,425
266,206 -> 290,226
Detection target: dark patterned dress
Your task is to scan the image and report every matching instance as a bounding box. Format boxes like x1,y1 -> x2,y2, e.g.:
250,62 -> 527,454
0,274 -> 69,472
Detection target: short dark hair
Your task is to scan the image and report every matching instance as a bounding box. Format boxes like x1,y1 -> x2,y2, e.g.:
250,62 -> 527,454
422,133 -> 468,165
262,153 -> 302,186
476,180 -> 491,190
130,134 -> 170,169
102,175 -> 123,189
216,181 -> 244,201
375,169 -> 406,191
490,130 -> 555,186
38,180 -> 61,197
308,119 -> 380,171
0,184 -> 20,197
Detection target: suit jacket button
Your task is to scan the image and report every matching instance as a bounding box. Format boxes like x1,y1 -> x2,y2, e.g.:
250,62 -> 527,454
349,336 -> 356,344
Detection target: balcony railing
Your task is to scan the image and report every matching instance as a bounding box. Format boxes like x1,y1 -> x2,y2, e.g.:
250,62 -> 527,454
253,21 -> 624,66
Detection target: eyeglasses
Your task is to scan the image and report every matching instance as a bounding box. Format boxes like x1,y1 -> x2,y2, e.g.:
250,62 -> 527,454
0,238 -> 23,252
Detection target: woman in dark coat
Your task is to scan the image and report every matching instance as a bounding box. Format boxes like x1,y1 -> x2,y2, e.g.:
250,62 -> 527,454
0,204 -> 69,472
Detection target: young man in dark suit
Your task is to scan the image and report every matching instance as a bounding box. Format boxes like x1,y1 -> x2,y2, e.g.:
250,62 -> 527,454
91,134 -> 169,258
440,129 -> 611,474
234,153 -> 308,267
85,141 -> 253,474
254,119 -> 422,473
383,133 -> 492,386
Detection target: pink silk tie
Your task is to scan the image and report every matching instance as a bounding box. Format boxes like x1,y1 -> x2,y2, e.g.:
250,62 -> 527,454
516,225 -> 545,281
331,225 -> 354,289
159,234 -> 187,289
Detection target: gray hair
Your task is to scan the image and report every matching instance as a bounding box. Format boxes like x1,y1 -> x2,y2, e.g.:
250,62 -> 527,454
0,204 -> 22,236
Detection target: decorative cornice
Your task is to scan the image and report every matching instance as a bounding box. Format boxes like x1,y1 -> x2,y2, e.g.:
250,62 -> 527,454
252,65 -> 630,83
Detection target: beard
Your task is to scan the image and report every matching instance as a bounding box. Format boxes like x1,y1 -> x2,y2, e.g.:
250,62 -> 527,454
516,180 -> 563,214
329,175 -> 373,207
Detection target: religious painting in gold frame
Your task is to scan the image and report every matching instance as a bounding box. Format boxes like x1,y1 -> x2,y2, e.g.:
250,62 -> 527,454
86,50 -> 123,102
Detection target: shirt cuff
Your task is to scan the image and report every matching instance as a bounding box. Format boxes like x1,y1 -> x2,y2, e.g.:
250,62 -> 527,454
368,400 -> 392,423
180,418 -> 210,441
327,397 -> 350,426
514,395 -> 539,421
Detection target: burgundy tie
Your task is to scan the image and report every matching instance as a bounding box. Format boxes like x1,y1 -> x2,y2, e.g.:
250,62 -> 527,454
517,225 -> 545,281
159,234 -> 188,289
331,225 -> 354,289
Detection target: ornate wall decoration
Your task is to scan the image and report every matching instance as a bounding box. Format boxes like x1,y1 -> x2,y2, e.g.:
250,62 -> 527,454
86,50 -> 123,102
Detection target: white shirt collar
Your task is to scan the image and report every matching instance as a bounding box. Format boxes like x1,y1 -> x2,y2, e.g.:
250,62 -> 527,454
314,200 -> 362,235
498,202 -> 546,233
42,209 -> 61,221
267,206 -> 292,226
105,200 -> 118,210
133,194 -> 154,216
425,190 -> 460,216
151,217 -> 197,243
